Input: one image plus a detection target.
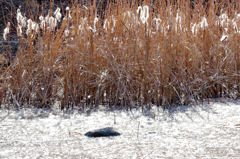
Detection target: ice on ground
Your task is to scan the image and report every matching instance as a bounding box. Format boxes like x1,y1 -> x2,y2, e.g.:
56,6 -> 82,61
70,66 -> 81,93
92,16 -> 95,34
0,99 -> 240,158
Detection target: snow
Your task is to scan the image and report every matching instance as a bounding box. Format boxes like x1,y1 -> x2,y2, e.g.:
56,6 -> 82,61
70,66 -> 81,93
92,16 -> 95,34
0,99 -> 240,158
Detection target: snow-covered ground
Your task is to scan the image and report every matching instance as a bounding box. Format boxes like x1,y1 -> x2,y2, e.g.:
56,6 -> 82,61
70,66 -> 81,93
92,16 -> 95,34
0,99 -> 240,158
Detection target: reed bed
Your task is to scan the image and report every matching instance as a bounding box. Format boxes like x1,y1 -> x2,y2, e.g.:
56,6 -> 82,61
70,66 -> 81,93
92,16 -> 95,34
1,0 -> 240,110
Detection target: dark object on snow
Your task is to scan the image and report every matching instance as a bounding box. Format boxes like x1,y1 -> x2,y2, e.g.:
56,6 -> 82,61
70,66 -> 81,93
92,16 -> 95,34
85,127 -> 120,137
148,132 -> 157,134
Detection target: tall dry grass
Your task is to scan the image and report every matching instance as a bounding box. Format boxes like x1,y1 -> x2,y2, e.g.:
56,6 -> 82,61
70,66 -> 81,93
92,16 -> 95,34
1,0 -> 240,110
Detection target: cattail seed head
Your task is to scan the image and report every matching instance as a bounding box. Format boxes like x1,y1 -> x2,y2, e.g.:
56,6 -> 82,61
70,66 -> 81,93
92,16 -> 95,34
54,7 -> 62,22
64,7 -> 72,20
65,29 -> 70,36
49,17 -> 57,31
39,15 -> 44,21
3,22 -> 10,40
17,25 -> 22,37
17,8 -> 23,25
45,12 -> 50,24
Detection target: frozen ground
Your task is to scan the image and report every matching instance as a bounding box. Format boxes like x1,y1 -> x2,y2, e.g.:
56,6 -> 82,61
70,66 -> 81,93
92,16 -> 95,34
0,99 -> 240,158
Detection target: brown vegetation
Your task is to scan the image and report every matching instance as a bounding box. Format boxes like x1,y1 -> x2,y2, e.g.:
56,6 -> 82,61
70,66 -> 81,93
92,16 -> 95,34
0,0 -> 240,110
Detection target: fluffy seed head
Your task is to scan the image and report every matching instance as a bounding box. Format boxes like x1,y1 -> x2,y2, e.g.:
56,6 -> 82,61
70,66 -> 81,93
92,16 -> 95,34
32,21 -> 39,32
21,16 -> 27,28
65,29 -> 70,36
64,7 -> 72,20
17,8 -> 23,24
54,7 -> 62,22
3,22 -> 10,40
45,13 -> 50,24
39,15 -> 44,21
137,5 -> 149,24
49,17 -> 57,31
17,25 -> 22,37
200,16 -> 208,28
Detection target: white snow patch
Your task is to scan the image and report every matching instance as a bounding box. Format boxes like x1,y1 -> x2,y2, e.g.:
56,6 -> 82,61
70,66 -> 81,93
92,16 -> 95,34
0,99 -> 240,158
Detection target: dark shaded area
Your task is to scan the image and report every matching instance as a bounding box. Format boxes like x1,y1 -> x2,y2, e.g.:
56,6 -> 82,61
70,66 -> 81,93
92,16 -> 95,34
85,127 -> 121,137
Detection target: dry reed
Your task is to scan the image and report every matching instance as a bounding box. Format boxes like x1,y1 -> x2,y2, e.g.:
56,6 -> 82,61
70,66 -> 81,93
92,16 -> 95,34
1,0 -> 240,110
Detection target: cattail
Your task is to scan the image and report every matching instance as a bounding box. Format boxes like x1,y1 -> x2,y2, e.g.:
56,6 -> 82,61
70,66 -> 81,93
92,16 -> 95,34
93,17 -> 98,30
27,19 -> 32,30
220,34 -> 228,42
49,17 -> 57,31
45,12 -> 50,24
77,18 -> 86,34
220,28 -> 229,42
17,6 -> 26,28
39,15 -> 44,21
3,22 -> 10,40
54,7 -> 62,22
32,21 -> 39,32
103,16 -> 116,33
103,19 -> 108,30
191,23 -> 198,34
26,19 -> 32,36
17,25 -> 22,37
70,25 -> 75,36
17,7 -> 23,25
39,15 -> 46,30
176,11 -> 182,24
137,5 -> 149,24
152,17 -> 162,32
65,29 -> 70,36
137,6 -> 142,18
217,12 -> 229,29
200,16 -> 208,28
21,16 -> 27,28
78,24 -> 83,34
122,11 -> 137,28
63,7 -> 72,20
87,17 -> 99,33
